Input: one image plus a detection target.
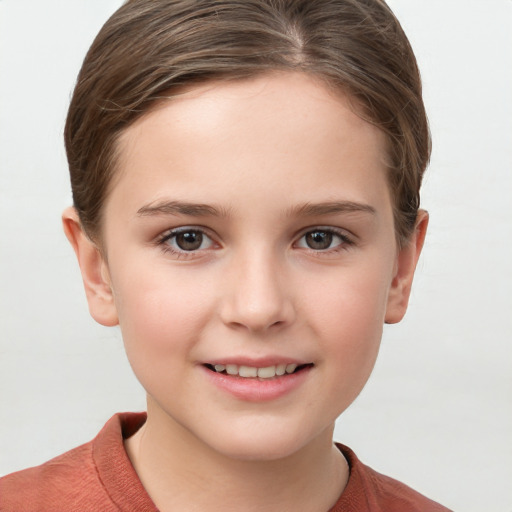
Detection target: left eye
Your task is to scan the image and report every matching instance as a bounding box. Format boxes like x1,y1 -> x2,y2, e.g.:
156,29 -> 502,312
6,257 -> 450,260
296,229 -> 347,251
163,229 -> 214,252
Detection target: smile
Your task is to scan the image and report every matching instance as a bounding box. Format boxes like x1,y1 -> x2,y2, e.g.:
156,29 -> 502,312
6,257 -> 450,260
204,363 -> 313,379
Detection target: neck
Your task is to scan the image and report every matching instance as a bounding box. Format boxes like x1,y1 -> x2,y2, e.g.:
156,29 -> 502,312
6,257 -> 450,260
125,401 -> 349,512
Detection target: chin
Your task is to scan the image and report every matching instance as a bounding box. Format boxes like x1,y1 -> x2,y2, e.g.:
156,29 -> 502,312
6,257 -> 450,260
202,423 -> 325,462
214,439 -> 302,462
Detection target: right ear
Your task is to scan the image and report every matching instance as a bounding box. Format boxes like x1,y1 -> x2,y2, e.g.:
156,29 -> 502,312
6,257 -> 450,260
62,207 -> 119,327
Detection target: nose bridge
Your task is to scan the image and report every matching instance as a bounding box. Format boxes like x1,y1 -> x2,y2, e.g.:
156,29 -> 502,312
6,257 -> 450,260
220,244 -> 294,332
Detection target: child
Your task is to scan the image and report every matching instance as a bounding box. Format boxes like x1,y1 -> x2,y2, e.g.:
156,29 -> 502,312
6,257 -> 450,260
0,0 -> 451,510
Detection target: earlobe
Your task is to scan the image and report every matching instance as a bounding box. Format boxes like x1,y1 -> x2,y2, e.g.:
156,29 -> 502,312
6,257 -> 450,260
62,207 -> 119,327
385,210 -> 429,324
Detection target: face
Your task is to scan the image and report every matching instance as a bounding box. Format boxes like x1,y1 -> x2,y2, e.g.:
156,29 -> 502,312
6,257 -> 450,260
81,73 -> 418,460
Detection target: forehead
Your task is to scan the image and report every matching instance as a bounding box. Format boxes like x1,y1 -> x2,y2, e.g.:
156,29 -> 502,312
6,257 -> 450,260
109,72 -> 390,218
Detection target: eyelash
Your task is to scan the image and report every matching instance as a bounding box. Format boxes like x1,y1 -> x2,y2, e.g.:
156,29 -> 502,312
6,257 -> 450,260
156,226 -> 354,259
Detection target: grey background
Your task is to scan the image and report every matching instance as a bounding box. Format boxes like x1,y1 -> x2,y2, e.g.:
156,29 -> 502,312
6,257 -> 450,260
1,1 -> 511,510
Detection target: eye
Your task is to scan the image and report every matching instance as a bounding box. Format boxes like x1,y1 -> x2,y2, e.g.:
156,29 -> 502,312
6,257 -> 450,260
295,228 -> 351,251
160,228 -> 215,253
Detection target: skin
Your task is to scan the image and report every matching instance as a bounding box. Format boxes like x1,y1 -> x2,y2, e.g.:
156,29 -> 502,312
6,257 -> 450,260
63,72 -> 428,511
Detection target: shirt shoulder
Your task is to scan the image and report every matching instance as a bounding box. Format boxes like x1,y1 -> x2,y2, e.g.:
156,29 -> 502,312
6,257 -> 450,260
330,444 -> 453,512
0,412 -> 155,512
0,440 -> 114,511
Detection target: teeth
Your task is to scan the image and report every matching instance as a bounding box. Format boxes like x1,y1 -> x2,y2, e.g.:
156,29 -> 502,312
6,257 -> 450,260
257,366 -> 276,378
239,365 -> 258,377
285,363 -> 298,374
211,363 -> 304,379
276,364 -> 286,376
226,364 -> 238,375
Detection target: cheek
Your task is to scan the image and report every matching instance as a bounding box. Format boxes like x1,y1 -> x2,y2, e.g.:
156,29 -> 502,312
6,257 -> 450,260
110,262 -> 213,360
304,259 -> 391,330
303,261 -> 393,379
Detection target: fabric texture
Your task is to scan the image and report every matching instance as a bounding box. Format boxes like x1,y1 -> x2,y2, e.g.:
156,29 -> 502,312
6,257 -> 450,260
0,412 -> 451,511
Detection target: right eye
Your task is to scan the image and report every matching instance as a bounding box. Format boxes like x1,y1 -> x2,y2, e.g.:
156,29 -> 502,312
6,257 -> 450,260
159,228 -> 215,254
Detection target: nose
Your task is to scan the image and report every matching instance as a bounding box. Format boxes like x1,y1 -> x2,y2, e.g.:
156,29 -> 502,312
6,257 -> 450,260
219,249 -> 296,333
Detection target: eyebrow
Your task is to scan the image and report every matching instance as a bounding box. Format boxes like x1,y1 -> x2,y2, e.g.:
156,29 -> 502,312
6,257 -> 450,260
136,199 -> 376,219
137,200 -> 228,217
287,201 -> 376,217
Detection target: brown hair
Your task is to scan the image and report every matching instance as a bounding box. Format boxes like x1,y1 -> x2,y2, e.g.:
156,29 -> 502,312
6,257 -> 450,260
65,0 -> 430,246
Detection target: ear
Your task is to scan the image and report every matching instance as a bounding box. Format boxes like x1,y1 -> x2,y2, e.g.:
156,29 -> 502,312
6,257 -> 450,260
385,210 -> 429,324
62,207 -> 119,327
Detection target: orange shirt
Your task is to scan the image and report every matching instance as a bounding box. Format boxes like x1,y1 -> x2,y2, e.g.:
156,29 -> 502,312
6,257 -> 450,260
0,413 -> 451,511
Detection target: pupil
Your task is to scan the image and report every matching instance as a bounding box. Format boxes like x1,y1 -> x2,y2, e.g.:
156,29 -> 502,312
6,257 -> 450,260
306,231 -> 332,250
176,231 -> 202,251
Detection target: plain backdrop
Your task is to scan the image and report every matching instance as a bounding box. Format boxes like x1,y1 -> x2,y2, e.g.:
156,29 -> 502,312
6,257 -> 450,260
1,1 -> 511,510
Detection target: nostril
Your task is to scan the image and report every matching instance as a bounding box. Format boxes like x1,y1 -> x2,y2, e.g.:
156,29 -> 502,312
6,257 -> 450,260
218,277 -> 296,332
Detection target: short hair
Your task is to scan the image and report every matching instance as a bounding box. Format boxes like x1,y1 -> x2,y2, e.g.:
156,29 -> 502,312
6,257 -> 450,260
65,0 -> 430,246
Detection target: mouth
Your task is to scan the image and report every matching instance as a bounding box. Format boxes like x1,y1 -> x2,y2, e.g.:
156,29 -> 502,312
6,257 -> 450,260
203,362 -> 314,379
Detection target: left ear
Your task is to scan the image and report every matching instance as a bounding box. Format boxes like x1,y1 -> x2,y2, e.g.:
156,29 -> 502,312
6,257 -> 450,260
385,210 -> 429,324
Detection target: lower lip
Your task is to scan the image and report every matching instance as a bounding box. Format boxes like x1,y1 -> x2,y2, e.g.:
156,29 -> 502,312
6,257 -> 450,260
202,366 -> 312,402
